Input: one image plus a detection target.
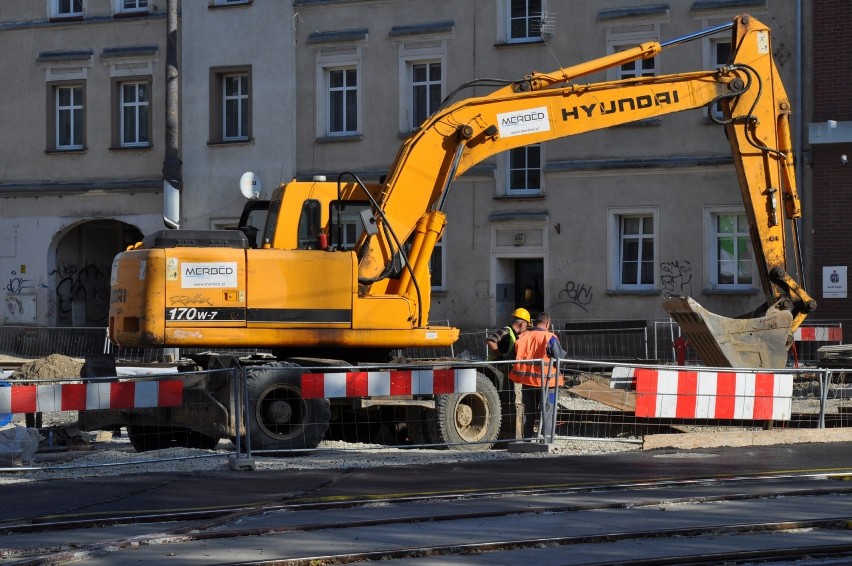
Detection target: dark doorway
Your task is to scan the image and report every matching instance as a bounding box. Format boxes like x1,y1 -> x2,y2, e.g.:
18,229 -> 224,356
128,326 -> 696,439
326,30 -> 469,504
54,220 -> 143,327
514,258 -> 544,317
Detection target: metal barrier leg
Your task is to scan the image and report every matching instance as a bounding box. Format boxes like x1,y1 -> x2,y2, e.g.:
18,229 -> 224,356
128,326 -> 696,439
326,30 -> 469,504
229,366 -> 256,471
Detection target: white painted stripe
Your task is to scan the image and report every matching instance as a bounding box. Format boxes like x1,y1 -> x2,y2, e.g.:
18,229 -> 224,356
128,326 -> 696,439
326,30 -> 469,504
36,385 -> 62,412
367,371 -> 391,397
0,387 -> 10,414
87,382 -> 112,410
134,381 -> 160,408
695,372 -> 717,419
656,369 -> 679,419
456,368 -> 477,393
323,373 -> 348,399
410,370 -> 433,395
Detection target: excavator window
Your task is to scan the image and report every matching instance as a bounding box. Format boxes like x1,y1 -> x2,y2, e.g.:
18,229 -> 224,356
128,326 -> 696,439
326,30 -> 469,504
330,201 -> 370,250
297,199 -> 321,249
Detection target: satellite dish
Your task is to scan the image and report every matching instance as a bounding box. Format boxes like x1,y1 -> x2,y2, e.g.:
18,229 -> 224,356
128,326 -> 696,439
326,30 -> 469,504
239,172 -> 262,200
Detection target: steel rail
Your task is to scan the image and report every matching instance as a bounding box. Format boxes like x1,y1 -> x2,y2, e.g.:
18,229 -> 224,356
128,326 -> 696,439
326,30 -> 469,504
4,473 -> 852,563
3,470 -> 852,535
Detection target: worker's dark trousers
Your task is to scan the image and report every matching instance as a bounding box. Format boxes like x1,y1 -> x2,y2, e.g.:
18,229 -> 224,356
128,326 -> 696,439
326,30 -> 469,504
520,384 -> 556,440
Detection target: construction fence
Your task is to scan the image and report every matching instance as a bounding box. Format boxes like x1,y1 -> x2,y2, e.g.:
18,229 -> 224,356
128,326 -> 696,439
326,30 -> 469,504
1,354 -> 850,473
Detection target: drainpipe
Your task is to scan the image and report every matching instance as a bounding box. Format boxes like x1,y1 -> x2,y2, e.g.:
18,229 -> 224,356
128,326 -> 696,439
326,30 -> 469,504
795,0 -> 805,284
163,0 -> 181,229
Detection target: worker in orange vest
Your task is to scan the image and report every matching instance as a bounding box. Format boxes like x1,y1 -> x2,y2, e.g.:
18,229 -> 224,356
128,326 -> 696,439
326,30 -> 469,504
509,312 -> 566,440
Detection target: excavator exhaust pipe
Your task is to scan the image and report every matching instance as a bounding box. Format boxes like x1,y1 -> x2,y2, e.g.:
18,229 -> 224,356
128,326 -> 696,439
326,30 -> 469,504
662,296 -> 793,369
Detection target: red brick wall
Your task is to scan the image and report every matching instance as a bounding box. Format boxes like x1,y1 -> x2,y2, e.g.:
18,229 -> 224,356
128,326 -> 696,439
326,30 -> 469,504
810,0 -> 852,322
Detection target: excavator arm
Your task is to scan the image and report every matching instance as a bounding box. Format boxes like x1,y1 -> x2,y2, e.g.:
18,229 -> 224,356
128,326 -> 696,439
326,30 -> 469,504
356,14 -> 813,368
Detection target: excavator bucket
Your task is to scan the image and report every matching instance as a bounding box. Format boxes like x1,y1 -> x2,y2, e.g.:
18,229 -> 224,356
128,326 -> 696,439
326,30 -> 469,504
662,296 -> 793,369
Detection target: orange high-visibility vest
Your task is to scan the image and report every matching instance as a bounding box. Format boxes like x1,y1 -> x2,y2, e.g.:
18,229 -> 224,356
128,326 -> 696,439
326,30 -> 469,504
509,330 -> 563,387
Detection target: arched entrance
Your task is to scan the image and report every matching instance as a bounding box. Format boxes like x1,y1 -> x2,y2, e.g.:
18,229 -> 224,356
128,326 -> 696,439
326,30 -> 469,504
51,220 -> 143,327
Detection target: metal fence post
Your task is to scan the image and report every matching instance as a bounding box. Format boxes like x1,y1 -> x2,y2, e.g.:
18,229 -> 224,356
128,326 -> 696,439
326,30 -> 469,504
228,366 -> 255,470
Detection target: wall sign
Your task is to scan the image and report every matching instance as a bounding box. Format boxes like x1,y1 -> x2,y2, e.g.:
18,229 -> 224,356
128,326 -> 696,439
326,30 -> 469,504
823,266 -> 847,299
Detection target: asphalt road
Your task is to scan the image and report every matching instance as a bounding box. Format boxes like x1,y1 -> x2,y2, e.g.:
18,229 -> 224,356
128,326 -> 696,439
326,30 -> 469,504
2,441 -> 852,525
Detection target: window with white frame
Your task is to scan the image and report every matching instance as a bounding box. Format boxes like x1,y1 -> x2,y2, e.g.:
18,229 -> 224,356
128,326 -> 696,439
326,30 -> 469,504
709,38 -> 732,119
327,67 -> 358,135
711,210 -> 753,287
53,0 -> 83,18
606,29 -> 660,81
55,85 -> 84,150
119,81 -> 149,146
507,0 -> 543,43
223,73 -> 249,140
410,61 -> 442,129
610,211 -> 657,289
115,0 -> 148,14
430,238 -> 446,291
209,67 -> 251,143
330,202 -> 370,250
615,46 -> 656,79
507,144 -> 542,195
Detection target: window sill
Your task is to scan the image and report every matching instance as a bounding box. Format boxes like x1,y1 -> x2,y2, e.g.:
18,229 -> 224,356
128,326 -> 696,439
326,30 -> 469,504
494,193 -> 544,200
113,11 -> 153,19
49,16 -> 84,23
316,134 -> 363,144
45,148 -> 87,154
207,138 -> 254,147
209,1 -> 253,9
109,144 -> 153,151
494,38 -> 545,48
701,287 -> 759,295
605,288 -> 659,296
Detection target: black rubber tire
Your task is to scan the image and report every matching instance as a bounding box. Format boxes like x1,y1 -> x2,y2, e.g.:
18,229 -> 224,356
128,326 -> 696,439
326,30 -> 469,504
246,362 -> 330,451
127,426 -> 219,452
429,373 -> 501,451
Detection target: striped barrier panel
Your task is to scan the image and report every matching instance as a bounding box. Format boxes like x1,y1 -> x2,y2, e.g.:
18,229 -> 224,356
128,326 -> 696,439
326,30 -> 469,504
0,381 -> 184,413
632,368 -> 793,420
793,326 -> 842,342
302,368 -> 477,399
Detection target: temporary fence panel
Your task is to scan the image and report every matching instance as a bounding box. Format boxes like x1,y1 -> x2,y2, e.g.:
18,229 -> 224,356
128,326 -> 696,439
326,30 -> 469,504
632,368 -> 793,420
302,368 -> 477,398
0,368 -> 244,472
557,320 -> 650,362
792,323 -> 843,365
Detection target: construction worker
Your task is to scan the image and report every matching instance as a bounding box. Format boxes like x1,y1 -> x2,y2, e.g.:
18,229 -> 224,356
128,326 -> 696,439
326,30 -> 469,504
485,308 -> 530,361
509,312 -> 566,440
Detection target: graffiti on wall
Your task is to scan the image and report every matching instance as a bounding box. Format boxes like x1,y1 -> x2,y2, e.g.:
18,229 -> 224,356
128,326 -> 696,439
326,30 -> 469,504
660,259 -> 692,296
51,262 -> 111,325
6,270 -> 38,295
552,279 -> 594,312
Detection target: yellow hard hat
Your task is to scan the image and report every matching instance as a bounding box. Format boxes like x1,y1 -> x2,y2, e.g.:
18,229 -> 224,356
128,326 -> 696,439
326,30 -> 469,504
511,308 -> 531,324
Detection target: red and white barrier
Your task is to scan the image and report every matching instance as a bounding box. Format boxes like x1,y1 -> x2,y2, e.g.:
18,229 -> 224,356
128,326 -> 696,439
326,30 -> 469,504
633,368 -> 793,420
0,381 -> 184,413
302,368 -> 477,399
793,326 -> 842,342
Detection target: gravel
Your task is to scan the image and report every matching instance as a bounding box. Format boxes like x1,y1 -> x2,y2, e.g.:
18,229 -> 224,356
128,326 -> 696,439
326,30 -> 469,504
0,431 -> 642,485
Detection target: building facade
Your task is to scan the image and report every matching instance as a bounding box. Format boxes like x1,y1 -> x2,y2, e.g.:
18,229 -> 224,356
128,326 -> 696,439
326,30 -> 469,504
0,0 -> 167,327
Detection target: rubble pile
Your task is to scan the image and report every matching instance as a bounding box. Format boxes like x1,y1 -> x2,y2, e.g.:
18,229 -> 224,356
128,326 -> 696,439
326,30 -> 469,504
8,354 -> 84,381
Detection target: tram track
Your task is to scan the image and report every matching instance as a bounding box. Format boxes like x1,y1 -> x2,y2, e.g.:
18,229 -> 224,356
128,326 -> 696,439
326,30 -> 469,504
3,471 -> 852,564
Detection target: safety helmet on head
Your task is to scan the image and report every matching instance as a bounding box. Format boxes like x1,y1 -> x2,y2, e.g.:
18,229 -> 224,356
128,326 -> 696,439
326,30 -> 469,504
511,307 -> 531,324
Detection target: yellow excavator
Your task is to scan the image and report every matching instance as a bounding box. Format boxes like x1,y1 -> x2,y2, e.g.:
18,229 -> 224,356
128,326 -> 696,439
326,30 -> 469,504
103,15 -> 813,451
